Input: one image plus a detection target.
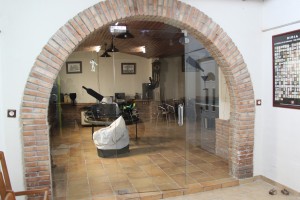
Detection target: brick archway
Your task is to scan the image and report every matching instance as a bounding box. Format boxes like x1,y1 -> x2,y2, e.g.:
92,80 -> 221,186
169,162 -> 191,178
21,0 -> 254,194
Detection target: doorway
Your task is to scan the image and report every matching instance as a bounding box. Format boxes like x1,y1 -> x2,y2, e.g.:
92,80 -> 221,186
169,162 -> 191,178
49,21 -> 232,199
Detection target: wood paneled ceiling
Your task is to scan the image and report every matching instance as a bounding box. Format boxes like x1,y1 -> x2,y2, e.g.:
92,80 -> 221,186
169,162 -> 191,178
75,21 -> 184,58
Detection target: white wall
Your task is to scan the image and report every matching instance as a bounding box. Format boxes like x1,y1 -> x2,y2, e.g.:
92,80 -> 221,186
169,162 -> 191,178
0,7 -> 4,149
59,51 -> 151,103
0,0 -> 101,191
262,0 -> 300,31
8,0 -> 300,194
256,0 -> 300,192
160,56 -> 183,100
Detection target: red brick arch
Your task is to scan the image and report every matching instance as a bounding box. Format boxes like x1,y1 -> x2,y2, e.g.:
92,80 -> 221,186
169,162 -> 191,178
21,0 -> 255,194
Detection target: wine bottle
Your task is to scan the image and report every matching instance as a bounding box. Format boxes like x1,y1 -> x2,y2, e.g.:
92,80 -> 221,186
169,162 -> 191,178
82,86 -> 103,102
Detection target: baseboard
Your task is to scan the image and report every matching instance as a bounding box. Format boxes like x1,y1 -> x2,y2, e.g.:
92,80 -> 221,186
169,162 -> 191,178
239,175 -> 300,196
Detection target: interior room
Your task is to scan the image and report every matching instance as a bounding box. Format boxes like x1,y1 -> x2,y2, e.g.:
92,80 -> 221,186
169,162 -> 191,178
48,20 -> 231,199
1,0 -> 300,200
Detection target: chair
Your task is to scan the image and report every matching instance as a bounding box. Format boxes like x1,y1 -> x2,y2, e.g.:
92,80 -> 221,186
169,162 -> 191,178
4,192 -> 15,200
165,104 -> 176,122
0,151 -> 49,200
156,105 -> 169,124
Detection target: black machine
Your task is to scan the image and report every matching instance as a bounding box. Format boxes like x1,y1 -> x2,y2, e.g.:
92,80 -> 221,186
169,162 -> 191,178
82,86 -> 103,102
82,86 -> 138,124
89,104 -> 117,119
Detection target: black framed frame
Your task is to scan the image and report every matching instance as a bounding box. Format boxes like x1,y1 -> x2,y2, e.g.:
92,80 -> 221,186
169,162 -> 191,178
66,61 -> 82,74
121,63 -> 136,74
273,29 -> 300,109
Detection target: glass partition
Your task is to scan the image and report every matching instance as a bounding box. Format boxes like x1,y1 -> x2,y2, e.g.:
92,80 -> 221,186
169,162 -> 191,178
50,22 -> 221,200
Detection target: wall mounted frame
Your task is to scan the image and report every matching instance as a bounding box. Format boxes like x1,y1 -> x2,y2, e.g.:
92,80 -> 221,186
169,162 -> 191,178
66,61 -> 82,74
273,29 -> 300,109
121,63 -> 136,74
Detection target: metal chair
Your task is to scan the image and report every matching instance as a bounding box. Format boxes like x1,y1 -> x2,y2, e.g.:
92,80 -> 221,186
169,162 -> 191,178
0,151 -> 49,200
165,104 -> 176,122
156,105 -> 169,124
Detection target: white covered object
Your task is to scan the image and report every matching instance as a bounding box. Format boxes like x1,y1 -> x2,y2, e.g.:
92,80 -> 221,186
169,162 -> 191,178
93,116 -> 129,150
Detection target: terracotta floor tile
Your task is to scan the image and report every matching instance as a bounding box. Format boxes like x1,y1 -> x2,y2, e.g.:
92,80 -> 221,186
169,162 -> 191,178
66,191 -> 91,200
188,158 -> 207,165
170,174 -> 197,187
87,169 -> 108,178
67,186 -> 90,197
90,182 -> 112,193
156,161 -> 176,169
92,196 -> 117,200
67,171 -> 88,181
162,167 -> 185,175
127,172 -> 149,179
87,163 -> 104,171
109,174 -> 129,183
157,183 -> 182,191
130,177 -> 156,188
211,160 -> 228,168
132,156 -> 152,165
111,181 -> 136,194
53,180 -> 67,198
51,122 -> 232,200
135,185 -> 159,193
188,171 -> 210,181
89,175 -> 110,183
151,175 -> 175,185
121,166 -> 143,173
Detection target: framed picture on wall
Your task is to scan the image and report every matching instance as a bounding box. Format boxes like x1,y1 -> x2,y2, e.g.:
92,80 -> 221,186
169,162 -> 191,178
273,29 -> 300,109
121,63 -> 136,74
66,61 -> 82,74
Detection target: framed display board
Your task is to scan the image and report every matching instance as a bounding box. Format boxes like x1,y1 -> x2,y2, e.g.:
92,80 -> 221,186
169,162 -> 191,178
273,29 -> 300,109
121,63 -> 136,74
66,61 -> 82,74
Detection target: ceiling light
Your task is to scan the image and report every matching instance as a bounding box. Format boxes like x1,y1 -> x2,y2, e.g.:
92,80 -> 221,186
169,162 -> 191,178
95,46 -> 101,52
100,51 -> 111,57
110,25 -> 126,34
100,43 -> 111,57
141,46 -> 146,54
107,36 -> 119,52
107,44 -> 119,52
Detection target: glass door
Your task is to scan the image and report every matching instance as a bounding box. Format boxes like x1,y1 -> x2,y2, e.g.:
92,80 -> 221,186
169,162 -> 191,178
96,24 -> 219,198
183,32 -> 220,187
50,20 -> 222,199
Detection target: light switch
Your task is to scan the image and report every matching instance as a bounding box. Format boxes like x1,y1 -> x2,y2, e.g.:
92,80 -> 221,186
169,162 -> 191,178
256,99 -> 262,106
7,109 -> 16,118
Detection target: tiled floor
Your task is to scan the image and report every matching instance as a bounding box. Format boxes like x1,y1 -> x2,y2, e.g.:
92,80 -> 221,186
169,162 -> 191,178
51,119 -> 234,200
165,179 -> 300,200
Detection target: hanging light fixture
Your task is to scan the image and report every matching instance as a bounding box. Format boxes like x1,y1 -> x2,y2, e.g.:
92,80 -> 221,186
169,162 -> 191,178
100,43 -> 111,57
107,36 -> 119,52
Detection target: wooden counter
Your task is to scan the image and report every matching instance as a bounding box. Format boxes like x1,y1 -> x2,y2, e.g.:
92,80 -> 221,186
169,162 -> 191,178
60,103 -> 95,125
134,100 -> 159,122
